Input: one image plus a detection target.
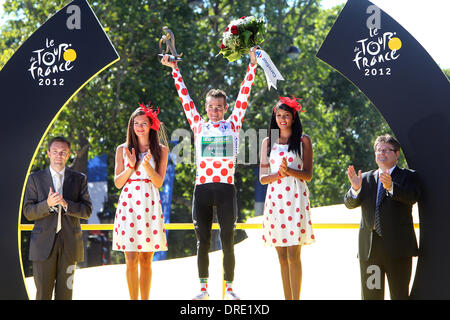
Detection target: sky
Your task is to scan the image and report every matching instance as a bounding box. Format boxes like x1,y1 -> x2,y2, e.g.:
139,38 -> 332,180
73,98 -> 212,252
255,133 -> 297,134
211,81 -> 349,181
1,0 -> 449,68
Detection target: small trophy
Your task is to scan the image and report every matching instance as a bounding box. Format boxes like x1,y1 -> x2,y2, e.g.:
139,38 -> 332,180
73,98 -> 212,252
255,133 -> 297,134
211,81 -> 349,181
158,26 -> 183,62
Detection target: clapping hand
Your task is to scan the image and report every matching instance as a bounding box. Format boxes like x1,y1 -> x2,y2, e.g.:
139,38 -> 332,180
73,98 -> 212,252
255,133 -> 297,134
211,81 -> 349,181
47,187 -> 67,208
379,169 -> 392,190
142,148 -> 153,170
125,147 -> 136,169
347,165 -> 362,191
279,157 -> 289,177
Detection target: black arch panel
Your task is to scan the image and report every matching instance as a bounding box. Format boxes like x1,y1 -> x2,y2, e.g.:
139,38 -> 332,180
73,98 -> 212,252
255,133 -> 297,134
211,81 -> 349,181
0,0 -> 119,299
316,0 -> 450,299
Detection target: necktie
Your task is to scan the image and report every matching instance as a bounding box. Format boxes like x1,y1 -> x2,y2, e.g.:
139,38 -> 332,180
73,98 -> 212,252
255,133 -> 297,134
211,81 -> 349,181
374,180 -> 384,236
54,172 -> 63,233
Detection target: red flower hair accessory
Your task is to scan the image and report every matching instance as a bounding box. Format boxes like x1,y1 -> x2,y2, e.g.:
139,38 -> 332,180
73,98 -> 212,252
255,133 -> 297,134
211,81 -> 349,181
138,101 -> 161,131
277,95 -> 305,114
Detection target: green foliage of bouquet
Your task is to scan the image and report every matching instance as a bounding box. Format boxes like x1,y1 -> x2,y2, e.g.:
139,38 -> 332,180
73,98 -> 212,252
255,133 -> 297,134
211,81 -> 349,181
218,16 -> 266,62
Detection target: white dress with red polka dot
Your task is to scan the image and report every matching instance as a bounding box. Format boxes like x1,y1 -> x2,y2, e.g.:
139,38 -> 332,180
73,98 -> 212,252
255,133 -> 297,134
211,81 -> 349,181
171,64 -> 257,185
113,148 -> 168,252
262,142 -> 315,247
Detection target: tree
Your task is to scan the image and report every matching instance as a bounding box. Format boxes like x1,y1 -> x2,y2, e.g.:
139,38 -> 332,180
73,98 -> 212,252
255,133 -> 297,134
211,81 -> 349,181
1,0 -> 396,261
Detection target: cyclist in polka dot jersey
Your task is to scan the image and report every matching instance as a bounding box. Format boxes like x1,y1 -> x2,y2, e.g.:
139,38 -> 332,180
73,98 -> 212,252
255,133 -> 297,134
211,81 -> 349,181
161,48 -> 257,300
166,64 -> 256,186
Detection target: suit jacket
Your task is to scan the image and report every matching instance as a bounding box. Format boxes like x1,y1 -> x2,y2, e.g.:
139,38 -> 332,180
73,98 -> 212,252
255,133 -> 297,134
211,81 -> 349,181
23,167 -> 92,262
344,166 -> 421,261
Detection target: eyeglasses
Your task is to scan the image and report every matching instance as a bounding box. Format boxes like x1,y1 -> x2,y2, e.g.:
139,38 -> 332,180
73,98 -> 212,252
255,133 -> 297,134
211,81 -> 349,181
50,150 -> 68,157
375,148 -> 396,154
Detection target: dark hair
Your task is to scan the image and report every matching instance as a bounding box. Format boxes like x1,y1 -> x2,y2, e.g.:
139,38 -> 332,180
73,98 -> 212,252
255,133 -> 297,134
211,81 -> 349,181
206,89 -> 227,105
373,134 -> 401,152
126,108 -> 168,172
267,102 -> 303,158
48,136 -> 71,150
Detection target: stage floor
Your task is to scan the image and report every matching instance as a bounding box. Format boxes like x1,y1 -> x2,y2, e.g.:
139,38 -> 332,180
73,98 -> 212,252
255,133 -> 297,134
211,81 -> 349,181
24,204 -> 419,300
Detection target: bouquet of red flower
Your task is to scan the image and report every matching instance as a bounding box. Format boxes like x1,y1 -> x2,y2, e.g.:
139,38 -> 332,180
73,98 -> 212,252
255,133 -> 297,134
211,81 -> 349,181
218,16 -> 266,62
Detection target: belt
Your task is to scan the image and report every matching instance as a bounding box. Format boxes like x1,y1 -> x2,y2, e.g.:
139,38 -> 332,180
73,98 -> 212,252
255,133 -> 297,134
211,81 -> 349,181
127,179 -> 151,183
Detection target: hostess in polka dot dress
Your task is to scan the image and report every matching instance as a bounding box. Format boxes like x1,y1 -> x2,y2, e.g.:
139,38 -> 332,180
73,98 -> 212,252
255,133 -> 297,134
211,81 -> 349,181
262,142 -> 315,247
113,147 -> 168,252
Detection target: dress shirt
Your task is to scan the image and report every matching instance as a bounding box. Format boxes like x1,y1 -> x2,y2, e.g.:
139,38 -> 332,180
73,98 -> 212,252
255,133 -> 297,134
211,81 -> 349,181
49,166 -> 68,212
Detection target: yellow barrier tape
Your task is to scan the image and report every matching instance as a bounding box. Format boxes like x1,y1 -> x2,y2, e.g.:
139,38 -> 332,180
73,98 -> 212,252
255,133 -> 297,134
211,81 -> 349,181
19,223 -> 419,231
19,220 -> 419,301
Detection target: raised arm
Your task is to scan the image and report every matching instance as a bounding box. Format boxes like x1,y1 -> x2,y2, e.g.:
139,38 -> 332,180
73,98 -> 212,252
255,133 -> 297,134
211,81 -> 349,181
229,48 -> 258,131
161,56 -> 202,133
344,165 -> 363,209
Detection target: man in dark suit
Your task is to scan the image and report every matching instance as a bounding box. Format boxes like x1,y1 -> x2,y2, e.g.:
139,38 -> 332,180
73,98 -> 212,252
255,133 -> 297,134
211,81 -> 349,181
23,136 -> 92,300
344,134 -> 421,300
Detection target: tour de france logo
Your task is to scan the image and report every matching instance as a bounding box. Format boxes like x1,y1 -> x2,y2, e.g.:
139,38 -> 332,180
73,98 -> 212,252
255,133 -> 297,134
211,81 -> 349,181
28,38 -> 77,86
353,28 -> 402,77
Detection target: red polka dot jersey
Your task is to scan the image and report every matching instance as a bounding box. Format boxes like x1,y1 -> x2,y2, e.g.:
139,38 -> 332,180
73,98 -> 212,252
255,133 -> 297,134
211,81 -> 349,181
171,63 -> 257,185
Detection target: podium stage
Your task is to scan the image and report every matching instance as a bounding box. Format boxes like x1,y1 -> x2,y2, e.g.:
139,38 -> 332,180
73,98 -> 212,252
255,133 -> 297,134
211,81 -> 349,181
25,204 -> 419,300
